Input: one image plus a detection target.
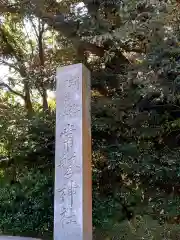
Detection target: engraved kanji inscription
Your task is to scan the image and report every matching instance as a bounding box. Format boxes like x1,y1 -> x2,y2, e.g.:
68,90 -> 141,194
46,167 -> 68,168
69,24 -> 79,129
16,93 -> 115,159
57,187 -> 66,203
58,152 -> 76,168
60,104 -> 81,118
58,151 -> 81,179
68,180 -> 78,207
60,124 -> 76,152
57,180 -> 79,228
60,206 -> 67,218
62,211 -> 77,226
64,164 -> 81,179
60,124 -> 76,138
65,74 -> 80,90
64,165 -> 73,179
59,92 -> 81,118
61,208 -> 77,227
57,181 -> 79,206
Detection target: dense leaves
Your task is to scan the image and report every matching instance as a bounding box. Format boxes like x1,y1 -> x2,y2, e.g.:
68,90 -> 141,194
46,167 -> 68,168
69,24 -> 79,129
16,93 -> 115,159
1,0 -> 180,239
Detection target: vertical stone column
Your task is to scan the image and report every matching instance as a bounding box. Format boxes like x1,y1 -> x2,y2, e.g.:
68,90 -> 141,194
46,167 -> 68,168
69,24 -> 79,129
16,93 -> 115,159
54,63 -> 92,240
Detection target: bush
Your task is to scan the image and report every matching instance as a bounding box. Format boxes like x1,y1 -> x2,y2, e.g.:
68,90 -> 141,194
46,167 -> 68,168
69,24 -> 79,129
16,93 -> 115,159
0,167 -> 53,239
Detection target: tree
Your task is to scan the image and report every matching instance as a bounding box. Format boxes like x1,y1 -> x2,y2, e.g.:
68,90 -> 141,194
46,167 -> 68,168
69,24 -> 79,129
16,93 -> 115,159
1,0 -> 180,238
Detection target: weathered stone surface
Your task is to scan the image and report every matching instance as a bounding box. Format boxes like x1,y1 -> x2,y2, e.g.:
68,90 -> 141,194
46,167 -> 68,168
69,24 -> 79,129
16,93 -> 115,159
54,63 -> 92,240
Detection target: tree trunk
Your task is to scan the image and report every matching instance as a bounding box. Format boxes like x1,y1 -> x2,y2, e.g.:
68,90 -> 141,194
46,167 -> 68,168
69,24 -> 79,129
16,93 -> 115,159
42,88 -> 49,112
38,19 -> 49,112
24,82 -> 33,115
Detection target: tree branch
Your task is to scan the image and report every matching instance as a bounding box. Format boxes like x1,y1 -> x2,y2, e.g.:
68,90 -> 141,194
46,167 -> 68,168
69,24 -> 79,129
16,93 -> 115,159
29,16 -> 39,41
0,1 -> 129,62
23,19 -> 34,58
0,4 -> 18,13
0,60 -> 21,72
0,82 -> 25,99
0,0 -> 29,14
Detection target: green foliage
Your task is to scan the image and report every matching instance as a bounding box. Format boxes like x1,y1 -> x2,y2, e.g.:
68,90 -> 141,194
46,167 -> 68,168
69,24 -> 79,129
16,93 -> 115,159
0,108 -> 54,238
94,216 -> 180,239
0,168 -> 53,238
1,0 -> 180,239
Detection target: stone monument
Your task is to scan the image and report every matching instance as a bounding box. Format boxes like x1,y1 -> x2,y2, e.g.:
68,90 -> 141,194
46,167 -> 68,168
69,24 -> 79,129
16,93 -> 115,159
54,63 -> 92,240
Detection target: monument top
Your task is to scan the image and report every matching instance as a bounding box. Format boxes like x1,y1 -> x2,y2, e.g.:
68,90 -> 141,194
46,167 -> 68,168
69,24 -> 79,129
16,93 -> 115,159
56,63 -> 89,72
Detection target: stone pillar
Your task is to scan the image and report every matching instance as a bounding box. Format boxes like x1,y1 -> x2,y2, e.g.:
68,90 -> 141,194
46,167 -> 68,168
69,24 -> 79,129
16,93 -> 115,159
54,63 -> 92,240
